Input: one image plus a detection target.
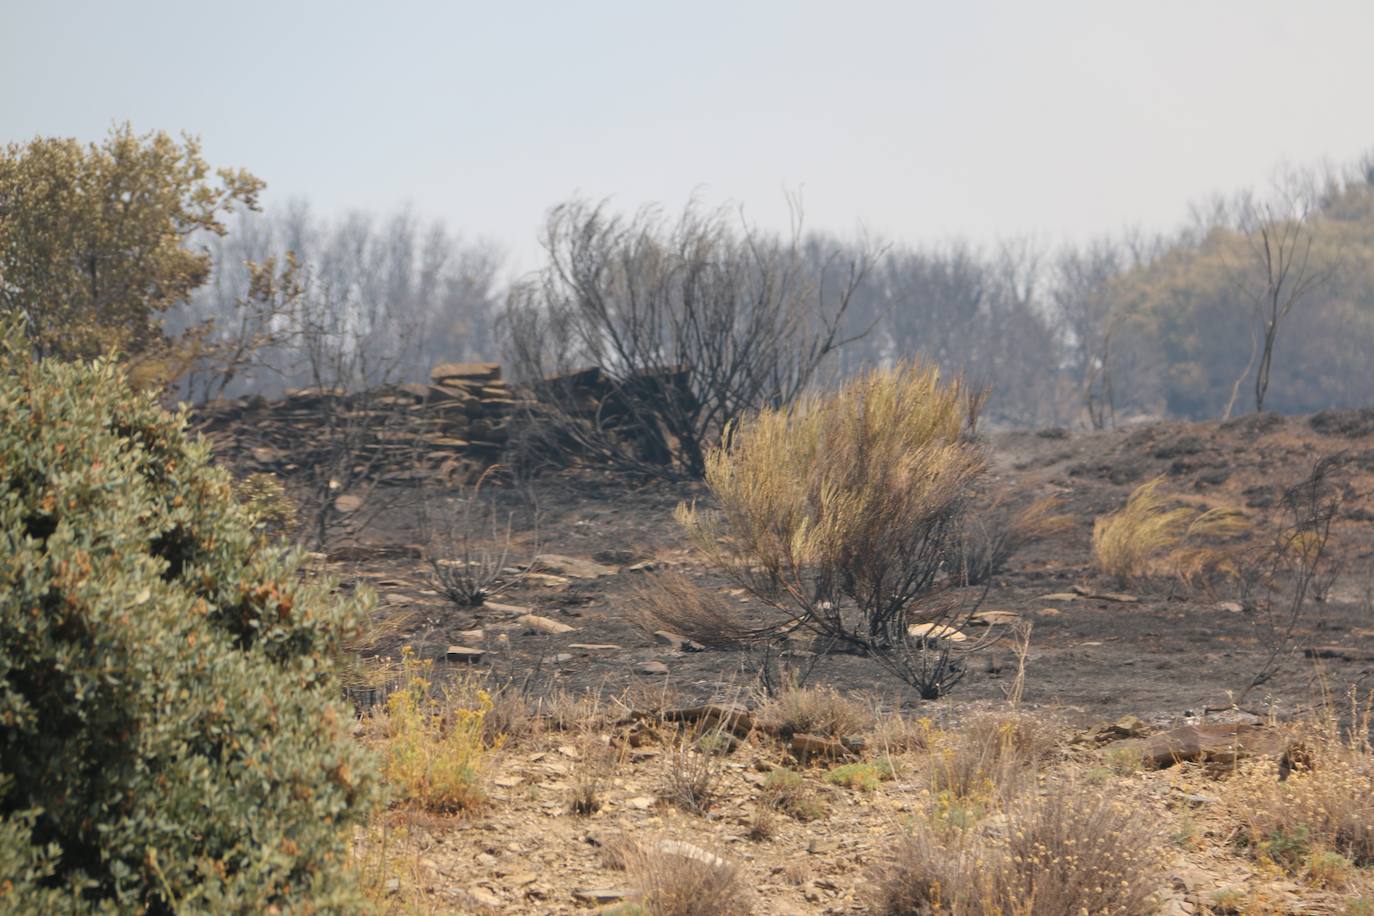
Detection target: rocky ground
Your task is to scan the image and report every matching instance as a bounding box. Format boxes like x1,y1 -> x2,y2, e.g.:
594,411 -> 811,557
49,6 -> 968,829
231,408 -> 1374,913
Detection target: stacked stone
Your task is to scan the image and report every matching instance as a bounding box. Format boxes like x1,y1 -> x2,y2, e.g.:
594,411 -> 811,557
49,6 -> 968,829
194,363 -> 521,485
416,362 -> 517,460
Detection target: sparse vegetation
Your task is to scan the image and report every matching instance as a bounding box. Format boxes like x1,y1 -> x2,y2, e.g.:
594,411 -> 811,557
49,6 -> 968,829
824,760 -> 892,792
379,653 -> 498,813
760,769 -> 825,822
1228,697 -> 1374,871
873,782 -> 1161,915
627,569 -> 760,649
679,362 -> 1015,697
926,712 -> 1061,804
1093,476 -> 1249,585
954,493 -> 1072,586
756,683 -> 872,739
624,838 -> 753,916
660,721 -> 731,815
423,472 -> 531,608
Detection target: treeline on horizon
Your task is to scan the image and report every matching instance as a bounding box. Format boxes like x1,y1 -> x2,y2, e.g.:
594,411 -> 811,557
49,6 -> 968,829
9,125 -> 1374,428
181,156 -> 1374,428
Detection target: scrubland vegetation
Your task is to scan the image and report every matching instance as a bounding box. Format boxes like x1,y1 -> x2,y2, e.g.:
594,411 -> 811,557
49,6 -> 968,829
4,124 -> 1374,912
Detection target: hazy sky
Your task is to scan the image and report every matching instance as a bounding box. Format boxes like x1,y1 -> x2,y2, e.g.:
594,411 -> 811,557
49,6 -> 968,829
4,0 -> 1373,272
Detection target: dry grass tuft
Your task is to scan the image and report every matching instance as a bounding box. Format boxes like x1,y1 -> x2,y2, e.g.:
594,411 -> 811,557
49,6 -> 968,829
569,734 -> 619,816
1093,477 -> 1249,585
925,712 -> 1061,805
760,768 -> 825,822
956,494 -> 1073,586
756,684 -> 872,739
625,569 -> 761,648
660,720 -> 730,815
533,686 -> 615,733
1092,477 -> 1194,583
624,838 -> 753,916
872,782 -> 1161,915
1228,696 -> 1374,872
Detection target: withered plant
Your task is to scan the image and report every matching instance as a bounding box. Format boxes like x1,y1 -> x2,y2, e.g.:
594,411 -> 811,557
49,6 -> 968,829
873,781 -> 1161,915
953,493 -> 1071,587
677,362 -> 1006,698
1092,476 -> 1250,587
1231,455 -> 1345,705
624,837 -> 754,916
504,198 -> 876,480
422,470 -> 535,608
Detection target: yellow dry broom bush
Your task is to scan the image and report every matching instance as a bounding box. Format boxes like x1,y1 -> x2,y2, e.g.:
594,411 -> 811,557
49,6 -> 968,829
677,361 -> 992,696
380,651 -> 500,813
1093,477 -> 1249,586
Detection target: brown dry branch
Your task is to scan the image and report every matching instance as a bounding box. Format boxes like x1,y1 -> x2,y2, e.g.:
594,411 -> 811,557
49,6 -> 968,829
954,493 -> 1072,587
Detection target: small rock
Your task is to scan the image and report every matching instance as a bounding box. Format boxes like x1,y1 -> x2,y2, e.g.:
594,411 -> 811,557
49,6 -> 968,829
333,493 -> 364,513
534,553 -> 618,579
1181,792 -> 1218,806
444,645 -> 484,663
465,886 -> 502,908
569,643 -> 622,651
906,622 -> 966,642
484,601 -> 531,615
656,839 -> 726,868
626,796 -> 657,810
635,660 -> 669,676
517,613 -> 575,635
573,888 -> 633,904
1216,601 -> 1244,613
459,628 -> 485,642
550,653 -> 573,664
653,630 -> 705,652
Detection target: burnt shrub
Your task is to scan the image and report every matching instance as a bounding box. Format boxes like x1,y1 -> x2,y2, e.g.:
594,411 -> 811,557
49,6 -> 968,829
0,342 -> 375,910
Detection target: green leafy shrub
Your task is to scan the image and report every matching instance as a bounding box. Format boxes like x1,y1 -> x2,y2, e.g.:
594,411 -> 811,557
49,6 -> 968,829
0,345 -> 375,910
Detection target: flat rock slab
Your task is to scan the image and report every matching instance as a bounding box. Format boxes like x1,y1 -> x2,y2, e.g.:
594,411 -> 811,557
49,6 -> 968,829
790,733 -> 855,763
1139,722 -> 1296,770
661,703 -> 755,737
969,610 -> 1022,626
634,660 -> 669,676
572,888 -> 634,905
534,553 -> 619,579
516,613 -> 575,635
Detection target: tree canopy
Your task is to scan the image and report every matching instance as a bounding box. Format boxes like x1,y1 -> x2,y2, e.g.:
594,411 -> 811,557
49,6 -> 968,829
0,123 -> 262,361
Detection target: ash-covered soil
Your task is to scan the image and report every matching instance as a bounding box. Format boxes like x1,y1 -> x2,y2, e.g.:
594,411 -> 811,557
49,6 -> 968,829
308,409 -> 1374,727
